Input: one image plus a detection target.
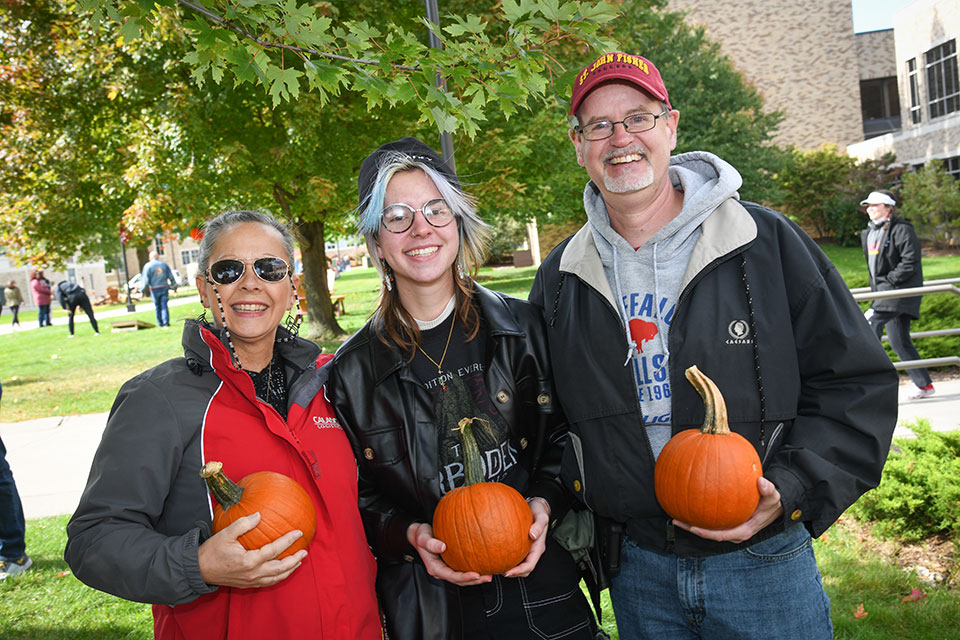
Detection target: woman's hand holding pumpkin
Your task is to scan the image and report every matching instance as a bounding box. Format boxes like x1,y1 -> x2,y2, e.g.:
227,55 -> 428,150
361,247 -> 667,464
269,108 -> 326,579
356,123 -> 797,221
672,477 -> 784,544
406,522 -> 492,587
198,512 -> 308,588
503,497 -> 550,578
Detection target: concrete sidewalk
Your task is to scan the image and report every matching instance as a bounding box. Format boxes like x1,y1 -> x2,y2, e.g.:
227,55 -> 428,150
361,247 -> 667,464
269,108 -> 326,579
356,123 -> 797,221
3,378 -> 960,520
0,291 -> 201,336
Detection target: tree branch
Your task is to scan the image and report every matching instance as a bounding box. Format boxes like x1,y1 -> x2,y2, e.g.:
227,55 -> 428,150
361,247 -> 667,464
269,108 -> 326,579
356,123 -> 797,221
175,0 -> 421,72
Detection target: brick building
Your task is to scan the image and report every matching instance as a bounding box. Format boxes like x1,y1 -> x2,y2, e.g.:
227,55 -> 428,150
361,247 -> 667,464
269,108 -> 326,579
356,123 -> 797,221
847,0 -> 960,173
667,0 -> 864,150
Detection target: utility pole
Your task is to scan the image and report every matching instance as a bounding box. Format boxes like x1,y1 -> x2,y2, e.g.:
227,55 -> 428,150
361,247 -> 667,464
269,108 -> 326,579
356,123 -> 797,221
424,0 -> 455,172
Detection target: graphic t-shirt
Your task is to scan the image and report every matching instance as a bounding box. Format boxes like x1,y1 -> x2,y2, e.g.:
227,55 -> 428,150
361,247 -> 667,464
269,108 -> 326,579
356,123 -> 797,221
409,310 -> 518,495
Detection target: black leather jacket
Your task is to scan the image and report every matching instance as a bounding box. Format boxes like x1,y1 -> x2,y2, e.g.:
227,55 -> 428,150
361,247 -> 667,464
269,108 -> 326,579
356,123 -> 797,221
861,215 -> 924,318
329,283 -> 570,640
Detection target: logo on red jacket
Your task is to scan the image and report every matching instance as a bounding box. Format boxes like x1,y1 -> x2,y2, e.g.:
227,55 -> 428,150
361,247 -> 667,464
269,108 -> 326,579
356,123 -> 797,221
628,318 -> 659,353
313,416 -> 342,430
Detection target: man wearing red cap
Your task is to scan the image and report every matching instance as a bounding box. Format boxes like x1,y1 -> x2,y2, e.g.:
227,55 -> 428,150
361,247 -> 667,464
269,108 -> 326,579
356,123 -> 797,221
529,52 -> 899,639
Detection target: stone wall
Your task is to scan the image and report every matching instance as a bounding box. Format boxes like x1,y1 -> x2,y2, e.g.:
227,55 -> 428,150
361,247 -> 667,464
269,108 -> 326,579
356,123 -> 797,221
857,29 -> 896,80
667,0 -> 863,149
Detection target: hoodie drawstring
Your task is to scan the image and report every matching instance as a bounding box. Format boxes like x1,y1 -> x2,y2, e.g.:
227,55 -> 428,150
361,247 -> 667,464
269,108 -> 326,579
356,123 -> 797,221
652,242 -> 670,370
611,243 -> 639,366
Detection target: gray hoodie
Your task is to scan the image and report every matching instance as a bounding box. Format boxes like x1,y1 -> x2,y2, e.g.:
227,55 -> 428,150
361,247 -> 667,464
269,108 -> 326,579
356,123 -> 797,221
586,150 -> 743,458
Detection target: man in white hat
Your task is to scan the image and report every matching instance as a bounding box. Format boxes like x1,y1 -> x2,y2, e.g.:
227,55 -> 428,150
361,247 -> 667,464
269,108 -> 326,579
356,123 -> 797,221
861,189 -> 934,399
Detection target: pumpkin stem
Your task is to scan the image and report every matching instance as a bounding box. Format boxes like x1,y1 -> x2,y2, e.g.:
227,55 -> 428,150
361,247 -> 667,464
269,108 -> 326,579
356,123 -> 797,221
454,417 -> 491,486
200,460 -> 245,510
684,365 -> 730,436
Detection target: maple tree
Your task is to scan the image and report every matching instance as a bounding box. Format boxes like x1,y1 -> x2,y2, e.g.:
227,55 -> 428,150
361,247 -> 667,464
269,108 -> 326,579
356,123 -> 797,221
1,0 -> 615,337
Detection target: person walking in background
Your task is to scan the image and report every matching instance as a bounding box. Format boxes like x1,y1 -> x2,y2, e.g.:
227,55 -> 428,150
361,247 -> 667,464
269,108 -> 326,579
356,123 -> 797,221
140,250 -> 178,328
861,189 -> 935,400
0,380 -> 32,581
3,281 -> 21,326
55,280 -> 100,337
30,269 -> 52,327
528,51 -> 898,640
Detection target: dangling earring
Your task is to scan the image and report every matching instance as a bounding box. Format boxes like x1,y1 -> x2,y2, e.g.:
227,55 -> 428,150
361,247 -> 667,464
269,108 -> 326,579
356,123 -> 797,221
211,283 -> 242,370
381,259 -> 394,292
456,260 -> 466,281
277,278 -> 302,343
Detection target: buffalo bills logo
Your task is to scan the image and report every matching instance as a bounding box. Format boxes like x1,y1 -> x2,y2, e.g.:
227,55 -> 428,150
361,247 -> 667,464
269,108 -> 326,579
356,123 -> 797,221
629,318 -> 659,353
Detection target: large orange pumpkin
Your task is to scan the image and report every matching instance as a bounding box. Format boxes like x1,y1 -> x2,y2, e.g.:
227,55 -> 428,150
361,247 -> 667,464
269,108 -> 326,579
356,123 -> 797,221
200,461 -> 317,559
654,365 -> 763,530
432,418 -> 533,575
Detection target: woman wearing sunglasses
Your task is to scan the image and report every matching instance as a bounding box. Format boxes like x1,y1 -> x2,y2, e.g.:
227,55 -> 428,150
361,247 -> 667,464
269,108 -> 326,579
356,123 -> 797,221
329,138 -> 598,640
65,210 -> 380,640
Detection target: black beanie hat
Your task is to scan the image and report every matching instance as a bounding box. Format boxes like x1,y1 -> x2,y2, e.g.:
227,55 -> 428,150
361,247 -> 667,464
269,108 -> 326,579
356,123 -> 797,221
357,137 -> 459,209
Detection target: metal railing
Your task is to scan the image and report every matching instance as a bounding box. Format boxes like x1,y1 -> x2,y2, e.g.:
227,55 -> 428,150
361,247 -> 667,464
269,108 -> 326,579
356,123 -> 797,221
850,277 -> 960,370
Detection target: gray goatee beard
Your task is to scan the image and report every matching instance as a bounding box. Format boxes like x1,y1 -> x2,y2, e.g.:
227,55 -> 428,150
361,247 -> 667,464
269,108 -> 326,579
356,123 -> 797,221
602,145 -> 654,193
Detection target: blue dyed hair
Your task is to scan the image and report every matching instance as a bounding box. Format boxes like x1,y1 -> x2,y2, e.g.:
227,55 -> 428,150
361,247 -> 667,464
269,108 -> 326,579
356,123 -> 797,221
358,151 -> 489,283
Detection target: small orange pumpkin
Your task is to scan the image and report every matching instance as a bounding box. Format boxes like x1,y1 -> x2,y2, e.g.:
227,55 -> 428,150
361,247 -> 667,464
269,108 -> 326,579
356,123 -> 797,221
432,418 -> 533,575
654,365 -> 763,530
200,461 -> 317,559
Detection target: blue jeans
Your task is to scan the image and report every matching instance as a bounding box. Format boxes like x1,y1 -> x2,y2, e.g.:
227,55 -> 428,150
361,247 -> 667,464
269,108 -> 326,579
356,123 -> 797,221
0,435 -> 27,561
37,304 -> 51,327
610,524 -> 832,640
150,288 -> 170,327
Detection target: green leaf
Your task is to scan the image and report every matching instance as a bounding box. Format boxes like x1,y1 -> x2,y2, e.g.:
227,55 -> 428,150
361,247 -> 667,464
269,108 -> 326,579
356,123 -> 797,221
267,67 -> 302,107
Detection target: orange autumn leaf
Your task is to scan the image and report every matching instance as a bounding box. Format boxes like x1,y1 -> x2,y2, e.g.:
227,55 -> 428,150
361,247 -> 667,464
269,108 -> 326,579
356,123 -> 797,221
853,603 -> 869,619
902,589 -> 927,602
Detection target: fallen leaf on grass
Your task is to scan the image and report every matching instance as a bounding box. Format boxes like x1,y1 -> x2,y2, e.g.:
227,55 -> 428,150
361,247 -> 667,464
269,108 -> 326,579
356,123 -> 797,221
56,571 -> 71,577
902,589 -> 927,602
853,603 -> 869,619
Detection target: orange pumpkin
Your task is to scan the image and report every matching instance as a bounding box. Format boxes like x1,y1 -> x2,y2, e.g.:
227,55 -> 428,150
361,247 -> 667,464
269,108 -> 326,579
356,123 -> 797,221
654,365 -> 763,530
432,418 -> 533,574
200,461 -> 317,559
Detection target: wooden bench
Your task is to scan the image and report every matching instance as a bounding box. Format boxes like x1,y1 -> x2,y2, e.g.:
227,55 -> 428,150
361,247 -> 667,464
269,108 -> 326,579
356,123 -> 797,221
110,318 -> 155,332
332,294 -> 347,317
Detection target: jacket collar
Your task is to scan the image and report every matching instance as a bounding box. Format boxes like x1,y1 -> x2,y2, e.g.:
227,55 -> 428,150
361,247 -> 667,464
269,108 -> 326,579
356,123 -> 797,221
559,196 -> 757,300
181,318 -> 320,374
368,283 -> 523,385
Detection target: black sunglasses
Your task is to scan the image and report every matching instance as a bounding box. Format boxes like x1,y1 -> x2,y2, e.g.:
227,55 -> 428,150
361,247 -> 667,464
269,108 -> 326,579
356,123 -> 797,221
207,258 -> 290,285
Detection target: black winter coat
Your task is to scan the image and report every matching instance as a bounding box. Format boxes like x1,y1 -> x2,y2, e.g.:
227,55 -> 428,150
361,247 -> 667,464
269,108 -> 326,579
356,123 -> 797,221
861,215 -> 924,318
530,198 -> 899,557
329,284 -> 571,640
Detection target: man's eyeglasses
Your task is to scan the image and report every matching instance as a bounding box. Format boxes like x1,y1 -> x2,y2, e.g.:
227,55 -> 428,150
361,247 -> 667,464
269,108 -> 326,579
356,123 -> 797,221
381,199 -> 455,234
576,110 -> 670,141
207,258 -> 290,285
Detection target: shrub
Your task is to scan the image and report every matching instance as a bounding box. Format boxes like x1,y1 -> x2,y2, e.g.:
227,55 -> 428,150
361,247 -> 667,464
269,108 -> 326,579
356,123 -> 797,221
900,163 -> 960,247
850,420 -> 960,541
485,216 -> 528,265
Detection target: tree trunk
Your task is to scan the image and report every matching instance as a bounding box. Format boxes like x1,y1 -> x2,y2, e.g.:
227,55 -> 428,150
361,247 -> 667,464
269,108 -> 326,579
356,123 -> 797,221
298,218 -> 344,340
135,246 -> 150,274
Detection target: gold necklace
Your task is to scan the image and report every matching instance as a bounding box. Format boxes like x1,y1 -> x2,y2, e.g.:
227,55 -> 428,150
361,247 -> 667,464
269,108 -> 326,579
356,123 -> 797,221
417,315 -> 456,391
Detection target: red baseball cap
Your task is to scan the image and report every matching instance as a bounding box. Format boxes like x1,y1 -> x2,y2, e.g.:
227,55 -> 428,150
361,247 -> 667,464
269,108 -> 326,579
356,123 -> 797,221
569,52 -> 671,117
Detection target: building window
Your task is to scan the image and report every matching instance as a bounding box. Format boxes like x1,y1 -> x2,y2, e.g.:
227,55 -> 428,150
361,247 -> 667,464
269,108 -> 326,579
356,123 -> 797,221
925,40 -> 959,119
908,58 -> 921,124
181,248 -> 200,264
860,76 -> 901,138
943,156 -> 960,179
